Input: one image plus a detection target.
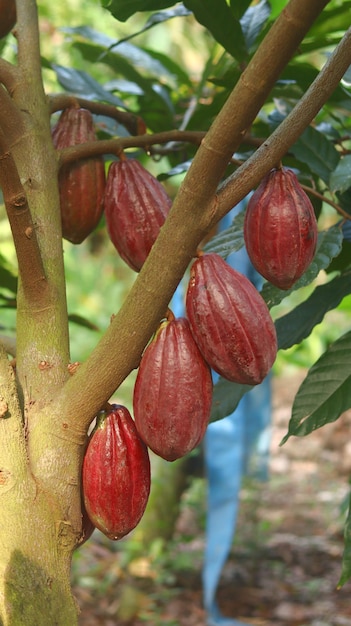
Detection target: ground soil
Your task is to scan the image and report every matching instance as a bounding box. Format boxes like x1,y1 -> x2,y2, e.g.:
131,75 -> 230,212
73,371 -> 351,626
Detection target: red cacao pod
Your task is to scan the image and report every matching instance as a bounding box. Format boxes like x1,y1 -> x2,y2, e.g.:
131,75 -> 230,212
185,253 -> 277,385
244,167 -> 318,290
133,314 -> 213,461
104,158 -> 172,271
52,107 -> 106,244
82,405 -> 151,540
0,0 -> 16,39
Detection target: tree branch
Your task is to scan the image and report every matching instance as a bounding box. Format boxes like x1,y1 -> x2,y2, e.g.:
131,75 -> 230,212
16,0 -> 43,92
58,130 -> 205,166
216,26 -> 351,221
7,0 -> 71,406
0,81 -> 26,145
0,131 -> 47,305
47,0 -> 333,434
0,343 -> 27,477
49,94 -> 147,137
301,185 -> 351,221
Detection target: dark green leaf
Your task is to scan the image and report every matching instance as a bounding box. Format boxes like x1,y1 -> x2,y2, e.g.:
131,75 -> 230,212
203,210 -> 245,258
210,376 -> 253,422
158,160 -> 192,180
240,0 -> 270,49
308,2 -> 351,38
114,6 -> 192,45
275,270 -> 351,350
0,294 -> 16,309
229,0 -> 252,20
281,330 -> 351,444
330,156 -> 351,194
290,125 -> 340,184
68,314 -> 100,331
183,0 -> 247,61
51,64 -> 126,107
261,224 -> 343,309
0,257 -> 17,295
102,0 -> 177,22
140,48 -> 193,88
269,0 -> 288,20
338,491 -> 351,588
69,29 -> 176,83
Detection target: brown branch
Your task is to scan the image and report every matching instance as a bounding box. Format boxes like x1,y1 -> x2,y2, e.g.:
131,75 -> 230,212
216,26 -> 351,222
0,81 -> 26,146
57,130 -> 205,167
301,185 -> 351,221
16,0 -> 44,93
49,94 -> 147,137
0,132 -> 47,304
0,342 -> 27,475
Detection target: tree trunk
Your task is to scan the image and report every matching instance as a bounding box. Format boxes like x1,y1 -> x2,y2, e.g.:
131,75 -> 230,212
0,493 -> 78,626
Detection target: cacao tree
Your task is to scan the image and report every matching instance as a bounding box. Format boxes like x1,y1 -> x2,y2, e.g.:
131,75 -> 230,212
0,0 -> 351,624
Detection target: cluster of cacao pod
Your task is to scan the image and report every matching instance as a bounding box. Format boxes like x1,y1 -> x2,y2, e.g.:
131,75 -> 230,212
52,106 -> 172,261
67,108 -> 317,542
129,166 -> 317,483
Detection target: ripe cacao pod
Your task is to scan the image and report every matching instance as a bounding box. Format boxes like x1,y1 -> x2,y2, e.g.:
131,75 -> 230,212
104,158 -> 172,271
82,405 -> 150,540
185,252 -> 277,385
243,167 -> 318,290
133,314 -> 213,461
0,0 -> 16,39
52,107 -> 106,244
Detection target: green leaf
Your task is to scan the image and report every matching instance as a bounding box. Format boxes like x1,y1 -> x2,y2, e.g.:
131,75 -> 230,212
158,160 -> 192,181
330,155 -> 351,194
240,0 -> 270,49
290,125 -> 340,184
269,0 -> 289,19
51,64 -> 126,107
0,256 -> 18,295
102,0 -> 177,22
69,28 -> 177,83
229,0 -> 252,20
210,377 -> 253,422
338,490 -> 351,588
183,0 -> 247,61
308,1 -> 351,38
281,330 -> 351,444
261,224 -> 343,309
203,210 -> 245,258
114,6 -> 192,46
275,270 -> 351,350
68,314 -> 99,332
